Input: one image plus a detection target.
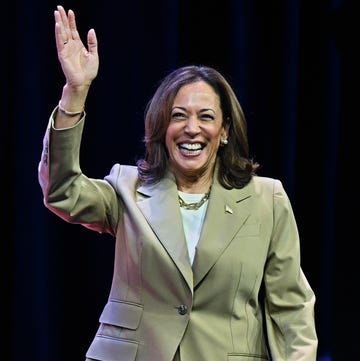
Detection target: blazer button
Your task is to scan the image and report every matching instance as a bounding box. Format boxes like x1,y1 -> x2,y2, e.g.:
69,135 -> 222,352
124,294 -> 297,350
177,305 -> 188,315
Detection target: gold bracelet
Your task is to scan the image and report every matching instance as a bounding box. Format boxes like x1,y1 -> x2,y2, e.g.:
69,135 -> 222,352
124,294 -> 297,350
58,101 -> 84,116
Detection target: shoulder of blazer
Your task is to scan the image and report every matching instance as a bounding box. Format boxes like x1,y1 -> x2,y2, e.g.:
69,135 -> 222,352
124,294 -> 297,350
104,164 -> 140,192
250,175 -> 283,195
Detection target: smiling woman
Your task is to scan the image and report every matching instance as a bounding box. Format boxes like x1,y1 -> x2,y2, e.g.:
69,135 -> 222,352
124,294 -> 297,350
136,65 -> 257,192
38,5 -> 318,361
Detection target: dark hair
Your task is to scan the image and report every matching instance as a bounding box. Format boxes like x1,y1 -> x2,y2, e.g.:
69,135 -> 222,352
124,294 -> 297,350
136,65 -> 259,189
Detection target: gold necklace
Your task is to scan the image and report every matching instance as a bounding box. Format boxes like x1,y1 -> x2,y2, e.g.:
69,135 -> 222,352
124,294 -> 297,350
178,188 -> 211,211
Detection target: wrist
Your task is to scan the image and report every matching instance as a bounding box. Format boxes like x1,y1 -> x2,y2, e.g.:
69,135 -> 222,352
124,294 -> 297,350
58,101 -> 84,116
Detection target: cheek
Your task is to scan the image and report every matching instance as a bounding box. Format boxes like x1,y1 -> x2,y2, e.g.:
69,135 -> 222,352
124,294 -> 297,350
211,130 -> 223,146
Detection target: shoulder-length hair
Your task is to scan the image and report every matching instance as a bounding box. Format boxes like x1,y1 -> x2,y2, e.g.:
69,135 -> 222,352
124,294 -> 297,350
136,65 -> 259,189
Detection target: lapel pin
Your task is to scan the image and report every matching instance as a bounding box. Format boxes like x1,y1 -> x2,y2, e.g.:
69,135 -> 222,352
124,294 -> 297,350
225,205 -> 233,214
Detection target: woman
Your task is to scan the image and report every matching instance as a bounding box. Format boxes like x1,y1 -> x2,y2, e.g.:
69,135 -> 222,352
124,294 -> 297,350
38,5 -> 318,361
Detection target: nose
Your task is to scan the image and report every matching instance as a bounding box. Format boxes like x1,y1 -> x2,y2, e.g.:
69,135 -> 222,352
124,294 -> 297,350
184,116 -> 200,135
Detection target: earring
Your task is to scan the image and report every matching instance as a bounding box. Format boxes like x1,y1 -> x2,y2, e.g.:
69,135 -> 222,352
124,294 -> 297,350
221,138 -> 228,145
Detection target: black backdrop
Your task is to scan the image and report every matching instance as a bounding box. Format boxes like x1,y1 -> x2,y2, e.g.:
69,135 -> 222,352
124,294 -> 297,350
3,0 -> 358,360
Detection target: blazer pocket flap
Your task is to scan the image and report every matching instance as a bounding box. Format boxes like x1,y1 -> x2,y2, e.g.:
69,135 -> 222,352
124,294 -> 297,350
228,354 -> 268,361
99,300 -> 143,329
86,335 -> 138,361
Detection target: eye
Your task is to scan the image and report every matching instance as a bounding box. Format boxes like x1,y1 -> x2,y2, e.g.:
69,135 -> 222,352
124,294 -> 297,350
171,111 -> 187,120
200,113 -> 215,121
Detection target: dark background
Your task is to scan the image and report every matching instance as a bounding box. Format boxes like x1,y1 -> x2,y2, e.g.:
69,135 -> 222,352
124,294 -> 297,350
3,0 -> 357,360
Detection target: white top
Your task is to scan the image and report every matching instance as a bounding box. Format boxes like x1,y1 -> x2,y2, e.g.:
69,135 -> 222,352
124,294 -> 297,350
178,191 -> 208,264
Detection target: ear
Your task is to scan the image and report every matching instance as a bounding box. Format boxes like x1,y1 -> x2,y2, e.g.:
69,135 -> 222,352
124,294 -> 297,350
221,122 -> 230,139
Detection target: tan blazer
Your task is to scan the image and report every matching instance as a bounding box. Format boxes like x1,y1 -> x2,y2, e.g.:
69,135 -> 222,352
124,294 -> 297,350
39,112 -> 318,361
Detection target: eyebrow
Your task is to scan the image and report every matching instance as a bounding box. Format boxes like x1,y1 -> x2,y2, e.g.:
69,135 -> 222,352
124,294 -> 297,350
172,106 -> 216,114
201,108 -> 216,114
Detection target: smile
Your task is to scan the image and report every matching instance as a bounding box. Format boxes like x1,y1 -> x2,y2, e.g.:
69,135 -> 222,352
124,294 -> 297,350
178,143 -> 204,155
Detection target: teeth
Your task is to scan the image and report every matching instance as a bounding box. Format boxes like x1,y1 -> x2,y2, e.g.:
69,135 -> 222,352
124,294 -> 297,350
180,143 -> 202,150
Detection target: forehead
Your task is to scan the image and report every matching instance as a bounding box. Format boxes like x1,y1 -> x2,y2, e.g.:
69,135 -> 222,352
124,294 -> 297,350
173,81 -> 220,107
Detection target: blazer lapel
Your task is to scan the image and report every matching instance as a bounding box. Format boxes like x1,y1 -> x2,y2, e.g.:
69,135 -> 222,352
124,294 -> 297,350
136,171 -> 193,292
192,178 -> 252,287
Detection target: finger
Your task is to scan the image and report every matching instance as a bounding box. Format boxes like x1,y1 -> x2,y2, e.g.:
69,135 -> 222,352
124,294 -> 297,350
57,5 -> 72,41
87,28 -> 98,55
54,10 -> 68,49
68,9 -> 81,42
57,5 -> 69,28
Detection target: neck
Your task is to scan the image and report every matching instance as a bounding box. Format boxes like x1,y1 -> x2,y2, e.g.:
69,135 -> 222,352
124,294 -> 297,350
173,169 -> 214,194
177,179 -> 212,194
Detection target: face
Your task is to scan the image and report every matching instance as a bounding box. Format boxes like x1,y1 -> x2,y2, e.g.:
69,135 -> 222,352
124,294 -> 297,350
165,81 -> 228,180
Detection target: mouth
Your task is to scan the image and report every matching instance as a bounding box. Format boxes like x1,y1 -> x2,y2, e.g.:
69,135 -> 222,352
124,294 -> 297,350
177,142 -> 205,156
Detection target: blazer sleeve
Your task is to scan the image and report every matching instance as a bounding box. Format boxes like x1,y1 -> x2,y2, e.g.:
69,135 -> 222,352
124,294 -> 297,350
38,107 -> 120,235
263,179 -> 318,361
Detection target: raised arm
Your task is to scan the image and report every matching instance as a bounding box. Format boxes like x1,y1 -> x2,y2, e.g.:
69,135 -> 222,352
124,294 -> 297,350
54,5 -> 99,128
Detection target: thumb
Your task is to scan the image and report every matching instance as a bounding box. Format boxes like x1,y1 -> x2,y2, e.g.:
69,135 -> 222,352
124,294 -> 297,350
87,28 -> 98,55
